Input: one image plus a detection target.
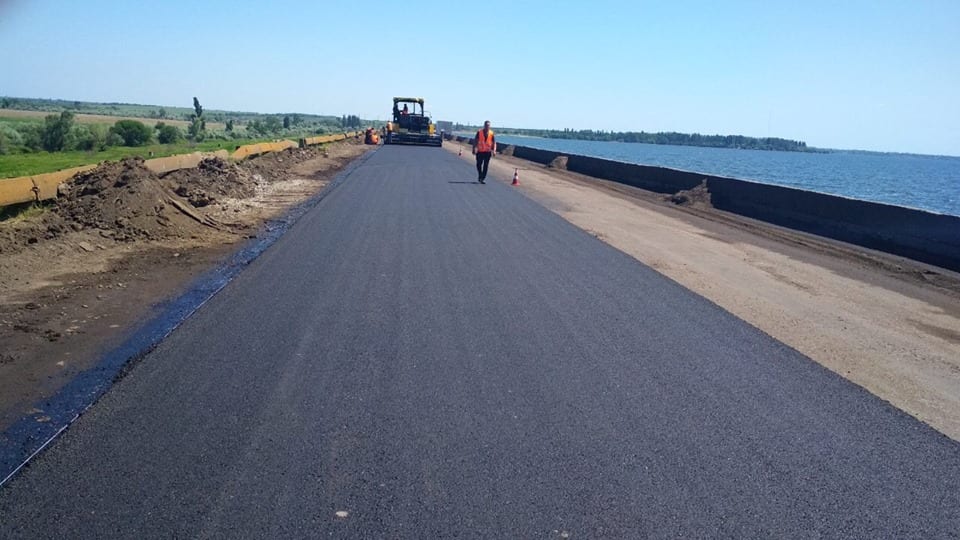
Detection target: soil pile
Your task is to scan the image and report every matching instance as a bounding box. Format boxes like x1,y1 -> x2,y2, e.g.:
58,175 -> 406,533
56,158 -> 207,241
548,155 -> 569,170
668,180 -> 712,208
0,140 -> 366,255
165,157 -> 255,208
0,158 -> 211,254
241,146 -> 332,179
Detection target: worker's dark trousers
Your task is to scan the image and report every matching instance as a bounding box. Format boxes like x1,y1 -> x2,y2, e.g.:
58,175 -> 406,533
476,152 -> 492,180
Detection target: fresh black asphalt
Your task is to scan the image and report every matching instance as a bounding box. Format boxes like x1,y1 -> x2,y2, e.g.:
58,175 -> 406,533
1,146 -> 958,538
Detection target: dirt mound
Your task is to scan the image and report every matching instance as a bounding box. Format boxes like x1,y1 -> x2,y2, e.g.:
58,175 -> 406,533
240,144 -> 343,180
500,145 -> 515,157
0,140 -> 368,255
548,155 -> 569,170
668,180 -> 712,207
0,210 -> 61,254
55,158 -> 207,241
0,158 -> 212,254
165,157 -> 254,208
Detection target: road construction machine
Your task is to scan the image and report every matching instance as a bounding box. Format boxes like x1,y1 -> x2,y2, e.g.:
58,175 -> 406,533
384,97 -> 442,147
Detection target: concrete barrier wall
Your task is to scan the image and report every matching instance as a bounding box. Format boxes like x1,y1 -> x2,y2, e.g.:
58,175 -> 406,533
567,155 -> 706,194
230,140 -> 298,160
0,165 -> 98,207
32,166 -> 100,201
230,132 -> 359,160
300,132 -> 359,147
0,176 -> 44,207
509,144 -> 562,166
144,150 -> 230,175
707,176 -> 960,271
302,135 -> 334,147
448,134 -> 960,272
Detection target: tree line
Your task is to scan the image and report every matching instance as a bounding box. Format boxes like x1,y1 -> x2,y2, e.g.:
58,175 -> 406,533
0,96 -> 349,126
0,96 -> 373,155
0,110 -> 199,153
491,127 -> 815,152
0,98 -> 213,154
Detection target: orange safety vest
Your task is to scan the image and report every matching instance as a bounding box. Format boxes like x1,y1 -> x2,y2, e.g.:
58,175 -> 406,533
475,129 -> 495,153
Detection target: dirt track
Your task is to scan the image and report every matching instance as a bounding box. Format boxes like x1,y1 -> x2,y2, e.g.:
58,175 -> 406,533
445,141 -> 960,441
0,139 -> 370,431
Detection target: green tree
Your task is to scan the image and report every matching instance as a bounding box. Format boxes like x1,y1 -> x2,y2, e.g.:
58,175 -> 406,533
157,123 -> 183,144
106,132 -> 125,147
188,117 -> 205,141
0,124 -> 24,154
264,116 -> 282,134
41,111 -> 75,151
0,98 -> 10,109
188,97 -> 206,141
158,107 -> 167,119
17,123 -> 44,151
283,116 -> 291,129
225,119 -> 234,132
110,119 -> 153,146
72,124 -> 109,151
88,124 -> 110,150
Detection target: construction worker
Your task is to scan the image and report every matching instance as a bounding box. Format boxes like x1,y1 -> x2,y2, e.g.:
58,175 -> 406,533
472,120 -> 495,184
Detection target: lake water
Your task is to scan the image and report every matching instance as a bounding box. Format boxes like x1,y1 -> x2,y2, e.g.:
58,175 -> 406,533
491,135 -> 960,217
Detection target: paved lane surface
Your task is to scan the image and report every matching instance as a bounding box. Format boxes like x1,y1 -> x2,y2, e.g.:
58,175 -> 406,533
1,146 -> 958,537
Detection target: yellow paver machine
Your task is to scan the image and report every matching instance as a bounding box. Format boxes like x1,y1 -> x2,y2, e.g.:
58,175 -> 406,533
384,97 -> 442,147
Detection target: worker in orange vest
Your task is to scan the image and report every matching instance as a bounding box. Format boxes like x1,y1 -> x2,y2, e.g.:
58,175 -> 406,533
472,120 -> 496,184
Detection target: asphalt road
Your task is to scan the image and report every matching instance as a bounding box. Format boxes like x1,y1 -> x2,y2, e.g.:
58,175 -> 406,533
1,146 -> 959,538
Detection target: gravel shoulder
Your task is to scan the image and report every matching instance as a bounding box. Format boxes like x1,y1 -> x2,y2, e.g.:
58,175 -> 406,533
445,141 -> 960,441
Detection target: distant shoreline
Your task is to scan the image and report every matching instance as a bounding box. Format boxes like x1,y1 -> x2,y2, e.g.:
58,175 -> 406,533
456,131 -> 959,159
455,128 -> 814,153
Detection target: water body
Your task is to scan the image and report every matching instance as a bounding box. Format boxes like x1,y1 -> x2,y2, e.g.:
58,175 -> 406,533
491,135 -> 960,217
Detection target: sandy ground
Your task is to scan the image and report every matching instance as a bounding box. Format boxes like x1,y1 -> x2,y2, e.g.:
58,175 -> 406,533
0,140 -> 371,431
445,141 -> 960,441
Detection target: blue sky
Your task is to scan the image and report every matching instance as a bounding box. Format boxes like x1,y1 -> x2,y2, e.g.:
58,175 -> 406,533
1,0 -> 958,155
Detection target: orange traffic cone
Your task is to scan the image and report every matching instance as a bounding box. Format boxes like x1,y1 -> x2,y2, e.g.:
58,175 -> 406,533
512,168 -> 520,186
